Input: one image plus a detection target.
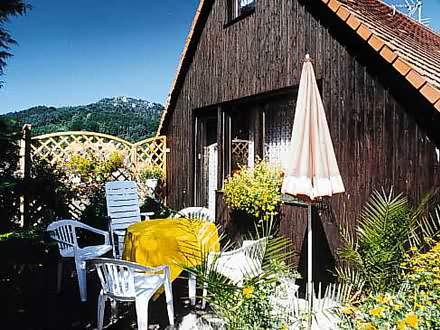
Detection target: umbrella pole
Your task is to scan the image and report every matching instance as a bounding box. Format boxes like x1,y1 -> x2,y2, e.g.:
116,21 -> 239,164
307,203 -> 313,327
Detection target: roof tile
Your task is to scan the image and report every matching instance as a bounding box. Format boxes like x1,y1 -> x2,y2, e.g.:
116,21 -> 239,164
406,70 -> 426,90
435,100 -> 440,112
380,46 -> 397,63
336,7 -> 350,21
336,0 -> 440,94
356,23 -> 372,40
346,15 -> 361,30
393,58 -> 411,76
368,35 -> 385,51
328,0 -> 341,12
420,84 -> 440,104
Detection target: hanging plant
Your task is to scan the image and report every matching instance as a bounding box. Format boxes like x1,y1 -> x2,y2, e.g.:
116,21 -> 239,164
223,160 -> 283,221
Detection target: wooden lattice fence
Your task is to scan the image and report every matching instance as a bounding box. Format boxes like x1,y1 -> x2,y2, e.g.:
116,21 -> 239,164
20,127 -> 166,224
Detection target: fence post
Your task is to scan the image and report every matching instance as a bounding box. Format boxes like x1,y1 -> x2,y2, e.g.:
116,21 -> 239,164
131,144 -> 138,181
19,124 -> 32,228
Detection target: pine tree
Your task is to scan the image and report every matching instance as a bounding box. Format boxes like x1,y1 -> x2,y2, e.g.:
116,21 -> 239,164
0,0 -> 30,87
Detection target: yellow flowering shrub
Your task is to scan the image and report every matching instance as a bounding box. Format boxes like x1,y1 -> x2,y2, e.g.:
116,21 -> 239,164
340,240 -> 440,329
139,163 -> 164,181
223,160 -> 283,221
65,150 -> 124,182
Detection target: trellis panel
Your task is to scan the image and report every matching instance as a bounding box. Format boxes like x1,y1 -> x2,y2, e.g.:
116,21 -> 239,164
28,131 -> 167,219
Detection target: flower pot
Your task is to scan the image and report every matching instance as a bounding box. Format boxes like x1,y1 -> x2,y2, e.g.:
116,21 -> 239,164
226,210 -> 258,242
145,178 -> 158,190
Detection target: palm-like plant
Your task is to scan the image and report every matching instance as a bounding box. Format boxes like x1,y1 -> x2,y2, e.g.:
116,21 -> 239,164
337,188 -> 440,293
0,0 -> 30,84
180,217 -> 297,329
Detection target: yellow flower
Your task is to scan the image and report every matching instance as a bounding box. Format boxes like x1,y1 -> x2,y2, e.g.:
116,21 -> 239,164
242,286 -> 254,299
280,324 -> 288,330
341,306 -> 355,314
397,320 -> 406,330
369,306 -> 385,317
376,294 -> 392,305
358,322 -> 377,330
405,313 -> 418,328
393,303 -> 403,311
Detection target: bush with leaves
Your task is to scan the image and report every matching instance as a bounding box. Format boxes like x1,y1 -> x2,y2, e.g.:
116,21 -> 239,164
340,238 -> 440,329
0,117 -> 21,232
60,149 -> 127,228
223,160 -> 283,222
185,218 -> 299,329
138,163 -> 164,181
337,188 -> 440,293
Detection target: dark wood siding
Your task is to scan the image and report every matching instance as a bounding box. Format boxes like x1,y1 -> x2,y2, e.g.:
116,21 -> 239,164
164,0 -> 440,264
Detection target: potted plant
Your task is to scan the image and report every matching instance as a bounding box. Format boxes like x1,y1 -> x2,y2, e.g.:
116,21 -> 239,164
223,159 -> 283,238
139,163 -> 164,191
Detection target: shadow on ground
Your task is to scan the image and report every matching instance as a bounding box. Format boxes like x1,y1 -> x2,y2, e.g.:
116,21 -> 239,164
1,241 -> 198,330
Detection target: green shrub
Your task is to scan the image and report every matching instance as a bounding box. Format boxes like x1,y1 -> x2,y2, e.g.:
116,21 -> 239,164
223,160 -> 283,221
337,189 -> 440,293
138,163 -> 164,181
340,240 -> 440,329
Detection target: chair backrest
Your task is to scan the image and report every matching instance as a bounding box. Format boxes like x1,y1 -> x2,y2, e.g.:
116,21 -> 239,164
208,237 -> 268,283
242,237 -> 267,264
91,258 -> 165,300
47,219 -> 79,257
105,181 -> 141,231
176,207 -> 214,222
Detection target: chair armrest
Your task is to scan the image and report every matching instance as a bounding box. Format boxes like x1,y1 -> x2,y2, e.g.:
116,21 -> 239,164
74,222 -> 110,245
48,235 -> 77,248
135,264 -> 169,273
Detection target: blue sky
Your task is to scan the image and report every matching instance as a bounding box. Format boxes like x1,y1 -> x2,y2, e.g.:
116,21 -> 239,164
0,0 -> 439,114
0,0 -> 199,113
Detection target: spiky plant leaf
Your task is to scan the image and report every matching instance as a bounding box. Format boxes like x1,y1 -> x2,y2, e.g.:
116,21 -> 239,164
337,188 -> 440,293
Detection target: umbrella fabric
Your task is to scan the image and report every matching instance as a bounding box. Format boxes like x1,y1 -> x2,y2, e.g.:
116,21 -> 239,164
282,56 -> 345,200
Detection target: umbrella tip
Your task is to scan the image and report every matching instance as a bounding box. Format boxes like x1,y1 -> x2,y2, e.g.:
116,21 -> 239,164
305,54 -> 311,62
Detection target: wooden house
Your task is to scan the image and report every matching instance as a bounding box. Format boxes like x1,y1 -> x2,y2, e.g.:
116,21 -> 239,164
158,0 -> 440,283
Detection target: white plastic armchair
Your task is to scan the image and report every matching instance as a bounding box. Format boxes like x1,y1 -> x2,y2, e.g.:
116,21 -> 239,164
174,206 -> 214,305
46,219 -> 112,302
91,258 -> 174,330
105,181 -> 153,258
175,207 -> 214,223
201,237 -> 268,308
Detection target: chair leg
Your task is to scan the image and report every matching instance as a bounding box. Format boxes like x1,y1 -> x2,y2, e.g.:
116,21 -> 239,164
189,272 -> 196,305
201,281 -> 208,309
110,298 -> 118,323
134,294 -> 150,330
56,259 -> 63,294
75,259 -> 87,302
97,291 -> 106,330
117,235 -> 125,259
164,279 -> 175,326
111,236 -> 117,259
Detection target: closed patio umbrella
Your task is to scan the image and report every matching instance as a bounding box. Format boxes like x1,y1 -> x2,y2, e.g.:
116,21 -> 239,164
282,54 -> 345,302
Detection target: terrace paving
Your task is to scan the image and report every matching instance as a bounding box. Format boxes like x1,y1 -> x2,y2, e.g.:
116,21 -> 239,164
2,246 -> 197,330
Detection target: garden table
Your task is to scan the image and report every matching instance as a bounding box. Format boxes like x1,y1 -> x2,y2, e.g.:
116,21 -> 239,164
123,218 -> 220,284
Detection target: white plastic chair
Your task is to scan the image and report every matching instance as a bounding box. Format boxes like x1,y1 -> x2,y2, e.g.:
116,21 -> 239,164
47,219 -> 112,302
174,207 -> 215,223
201,237 -> 267,308
105,180 -> 153,258
91,258 -> 174,330
174,207 -> 215,305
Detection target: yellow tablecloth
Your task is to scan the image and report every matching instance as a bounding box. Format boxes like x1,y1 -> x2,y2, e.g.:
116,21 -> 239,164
123,218 -> 220,283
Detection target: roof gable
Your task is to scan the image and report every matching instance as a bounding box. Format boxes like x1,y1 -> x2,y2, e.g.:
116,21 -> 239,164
158,0 -> 440,135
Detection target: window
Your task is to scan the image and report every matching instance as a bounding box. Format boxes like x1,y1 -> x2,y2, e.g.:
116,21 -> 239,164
227,0 -> 255,24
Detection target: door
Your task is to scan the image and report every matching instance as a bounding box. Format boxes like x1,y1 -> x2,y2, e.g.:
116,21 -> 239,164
194,114 -> 217,212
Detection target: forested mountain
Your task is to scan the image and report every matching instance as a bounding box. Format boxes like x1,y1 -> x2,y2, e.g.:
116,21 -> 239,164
3,97 -> 164,142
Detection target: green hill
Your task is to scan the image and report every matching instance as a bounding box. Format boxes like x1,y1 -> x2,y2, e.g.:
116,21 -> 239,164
2,97 -> 164,142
